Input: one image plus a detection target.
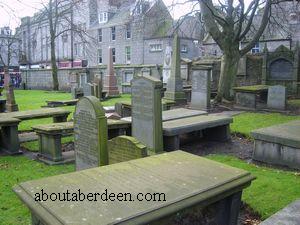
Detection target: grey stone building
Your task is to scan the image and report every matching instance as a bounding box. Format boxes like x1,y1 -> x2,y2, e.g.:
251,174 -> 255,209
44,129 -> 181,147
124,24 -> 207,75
18,0 -> 201,69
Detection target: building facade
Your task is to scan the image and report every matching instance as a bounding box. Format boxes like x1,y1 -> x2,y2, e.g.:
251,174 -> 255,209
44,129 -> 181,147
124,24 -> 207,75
18,0 -> 201,69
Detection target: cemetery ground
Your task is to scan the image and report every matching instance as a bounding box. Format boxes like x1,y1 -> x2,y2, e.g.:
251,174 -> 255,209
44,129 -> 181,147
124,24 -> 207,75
1,90 -> 300,225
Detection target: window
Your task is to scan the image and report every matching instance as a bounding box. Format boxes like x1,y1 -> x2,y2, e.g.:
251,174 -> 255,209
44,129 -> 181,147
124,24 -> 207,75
112,48 -> 116,63
251,43 -> 260,53
99,12 -> 108,23
125,46 -> 131,64
111,27 -> 116,41
62,34 -> 68,43
149,44 -> 162,52
98,29 -> 102,42
126,25 -> 131,39
181,45 -> 188,53
98,49 -> 102,64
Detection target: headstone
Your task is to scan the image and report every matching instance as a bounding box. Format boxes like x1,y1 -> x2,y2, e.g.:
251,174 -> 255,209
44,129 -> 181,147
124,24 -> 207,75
267,85 -> 287,110
74,96 -> 108,171
4,70 -> 19,112
237,57 -> 247,76
191,69 -> 211,110
131,75 -> 163,153
163,45 -> 172,83
103,47 -> 120,97
82,83 -> 94,96
71,87 -> 83,99
93,74 -> 102,99
108,136 -> 147,164
164,34 -> 187,105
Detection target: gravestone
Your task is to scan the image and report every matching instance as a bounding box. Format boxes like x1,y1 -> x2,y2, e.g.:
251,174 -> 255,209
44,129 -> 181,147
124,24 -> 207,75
164,34 -> 187,105
82,83 -> 94,96
108,136 -> 147,164
4,70 -> 19,112
103,47 -> 120,97
93,75 -> 102,99
191,68 -> 211,110
131,75 -> 163,154
237,57 -> 247,76
163,45 -> 172,83
74,96 -> 108,171
267,85 -> 286,110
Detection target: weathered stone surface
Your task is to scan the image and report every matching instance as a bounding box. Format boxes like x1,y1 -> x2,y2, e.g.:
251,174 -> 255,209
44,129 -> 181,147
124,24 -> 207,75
131,75 -> 163,153
0,108 -> 71,121
267,85 -> 286,110
108,136 -> 147,164
164,34 -> 187,105
269,58 -> 293,80
4,71 -> 19,112
235,92 -> 256,109
0,117 -> 21,154
13,151 -> 254,225
191,69 -> 211,110
260,199 -> 300,225
163,45 -> 172,83
103,47 -> 120,97
74,96 -> 108,171
163,115 -> 233,136
251,121 -> 300,169
122,108 -> 207,123
251,121 -> 300,149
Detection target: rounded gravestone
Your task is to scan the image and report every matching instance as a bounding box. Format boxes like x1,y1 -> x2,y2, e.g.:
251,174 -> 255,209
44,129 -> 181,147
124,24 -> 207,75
74,96 -> 108,171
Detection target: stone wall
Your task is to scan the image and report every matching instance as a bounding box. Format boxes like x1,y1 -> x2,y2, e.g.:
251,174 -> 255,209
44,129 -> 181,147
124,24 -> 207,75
21,65 -> 162,91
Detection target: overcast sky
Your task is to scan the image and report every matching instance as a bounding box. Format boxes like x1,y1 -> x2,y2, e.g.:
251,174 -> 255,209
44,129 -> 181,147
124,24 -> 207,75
0,0 -> 249,31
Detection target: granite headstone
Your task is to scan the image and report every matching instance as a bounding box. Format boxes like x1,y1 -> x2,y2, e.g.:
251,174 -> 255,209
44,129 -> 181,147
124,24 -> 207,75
191,69 -> 211,110
74,96 -> 108,171
131,75 -> 163,153
267,85 -> 286,110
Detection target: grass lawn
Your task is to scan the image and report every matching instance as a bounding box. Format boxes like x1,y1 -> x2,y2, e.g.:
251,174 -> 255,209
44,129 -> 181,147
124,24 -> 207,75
231,112 -> 300,138
1,90 -> 300,224
0,156 -> 74,225
207,155 -> 300,220
9,90 -> 131,131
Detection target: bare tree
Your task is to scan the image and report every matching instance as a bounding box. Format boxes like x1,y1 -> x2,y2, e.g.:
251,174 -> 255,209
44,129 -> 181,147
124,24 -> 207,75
0,29 -> 19,83
35,0 -> 88,90
168,0 -> 293,101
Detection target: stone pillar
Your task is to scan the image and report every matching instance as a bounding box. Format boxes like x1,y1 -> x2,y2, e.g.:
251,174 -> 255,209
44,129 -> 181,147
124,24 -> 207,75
164,34 -> 187,105
103,47 -> 120,97
4,69 -> 19,112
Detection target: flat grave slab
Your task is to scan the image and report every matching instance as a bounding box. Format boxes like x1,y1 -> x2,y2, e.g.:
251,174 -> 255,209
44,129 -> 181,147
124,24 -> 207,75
45,99 -> 79,107
0,108 -> 71,121
163,115 -> 233,136
14,151 -> 254,225
122,108 -> 207,123
251,120 -> 300,169
260,199 -> 300,225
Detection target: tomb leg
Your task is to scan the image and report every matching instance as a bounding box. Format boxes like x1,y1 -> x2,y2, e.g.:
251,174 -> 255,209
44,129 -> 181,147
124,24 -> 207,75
163,135 -> 180,151
53,115 -> 68,123
0,124 -> 21,154
215,191 -> 242,225
204,125 -> 231,141
31,212 -> 46,225
38,134 -> 63,162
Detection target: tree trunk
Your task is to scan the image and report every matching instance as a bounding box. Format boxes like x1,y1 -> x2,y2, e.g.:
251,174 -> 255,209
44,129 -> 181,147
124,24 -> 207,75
51,38 -> 59,91
216,51 -> 240,102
